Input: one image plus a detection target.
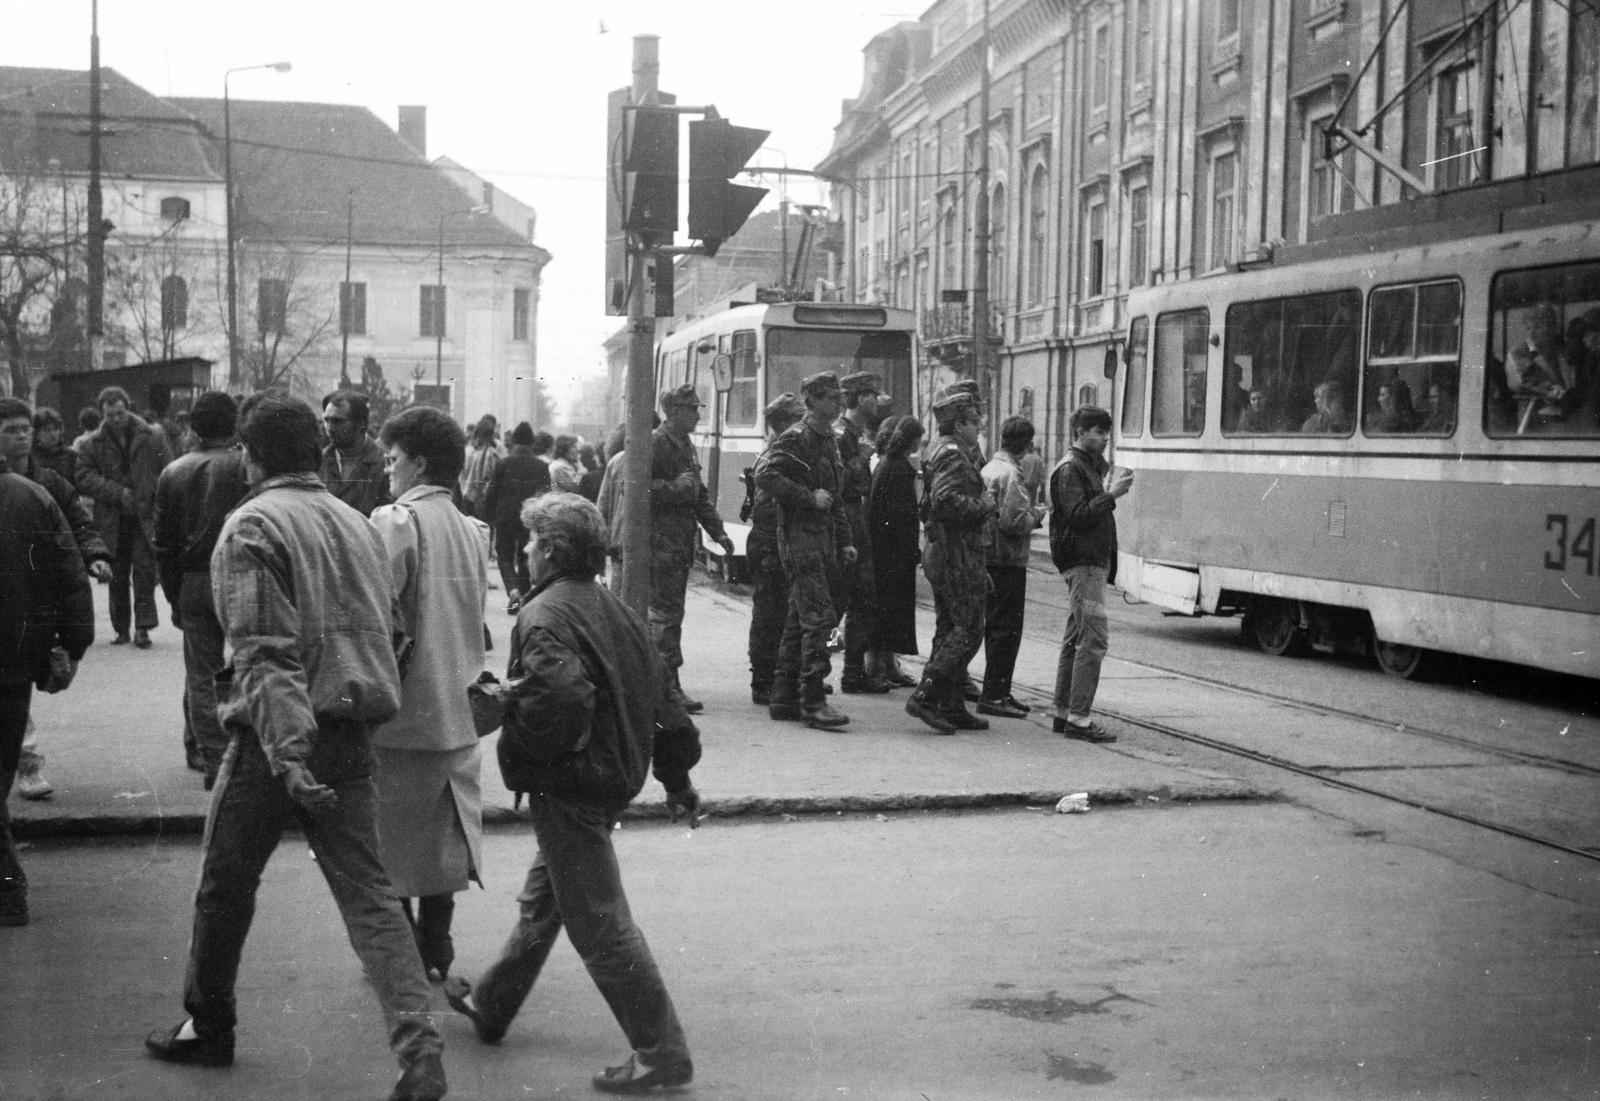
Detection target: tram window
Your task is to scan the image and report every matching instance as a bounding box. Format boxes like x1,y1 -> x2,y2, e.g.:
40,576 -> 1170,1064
766,328 -> 914,414
1152,308 -> 1209,436
1363,280 -> 1461,436
1485,261 -> 1600,438
1222,289 -> 1359,435
726,329 -> 759,427
1121,316 -> 1149,438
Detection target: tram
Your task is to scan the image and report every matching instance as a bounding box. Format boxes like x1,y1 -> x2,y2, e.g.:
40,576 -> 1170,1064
654,299 -> 917,560
1111,213 -> 1600,680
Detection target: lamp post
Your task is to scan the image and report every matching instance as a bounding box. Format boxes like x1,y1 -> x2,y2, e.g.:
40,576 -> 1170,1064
224,60 -> 291,388
432,207 -> 486,412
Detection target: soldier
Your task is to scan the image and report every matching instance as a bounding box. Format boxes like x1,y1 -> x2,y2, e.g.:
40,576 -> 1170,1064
746,393 -> 806,705
650,384 -> 735,714
834,372 -> 893,694
757,372 -> 855,729
907,389 -> 994,734
926,378 -> 986,700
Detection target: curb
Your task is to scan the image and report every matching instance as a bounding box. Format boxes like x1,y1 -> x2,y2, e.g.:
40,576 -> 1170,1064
12,780 -> 1276,841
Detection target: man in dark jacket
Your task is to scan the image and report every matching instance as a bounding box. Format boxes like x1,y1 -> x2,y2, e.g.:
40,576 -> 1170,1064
746,392 -> 805,705
481,421 -> 551,611
443,491 -> 700,1095
1047,405 -> 1133,743
75,385 -> 173,647
834,372 -> 893,694
153,392 -> 250,787
319,390 -> 391,517
757,372 -> 856,728
0,451 -> 95,927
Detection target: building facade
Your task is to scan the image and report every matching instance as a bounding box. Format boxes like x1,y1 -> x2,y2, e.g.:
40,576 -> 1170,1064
0,68 -> 550,429
817,0 -> 1594,460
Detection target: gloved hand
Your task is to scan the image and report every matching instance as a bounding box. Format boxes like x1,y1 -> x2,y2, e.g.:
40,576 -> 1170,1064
666,784 -> 702,829
283,763 -> 339,813
88,560 -> 111,583
717,535 -> 735,558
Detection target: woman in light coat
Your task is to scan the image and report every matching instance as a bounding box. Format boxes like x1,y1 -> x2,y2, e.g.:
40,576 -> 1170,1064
371,405 -> 490,980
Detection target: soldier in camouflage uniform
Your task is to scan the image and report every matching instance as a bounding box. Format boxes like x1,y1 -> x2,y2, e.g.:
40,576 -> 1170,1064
746,393 -> 806,705
757,372 -> 855,729
906,389 -> 995,734
927,378 -> 986,700
834,372 -> 894,694
651,384 -> 735,714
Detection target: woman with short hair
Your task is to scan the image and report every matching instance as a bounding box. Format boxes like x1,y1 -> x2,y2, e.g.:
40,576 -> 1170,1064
867,415 -> 924,686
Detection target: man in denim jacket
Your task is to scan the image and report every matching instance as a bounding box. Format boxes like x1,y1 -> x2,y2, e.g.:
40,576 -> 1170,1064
146,393 -> 447,1101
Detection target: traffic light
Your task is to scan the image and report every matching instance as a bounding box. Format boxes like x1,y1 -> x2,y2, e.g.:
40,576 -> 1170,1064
623,106 -> 678,240
688,118 -> 769,258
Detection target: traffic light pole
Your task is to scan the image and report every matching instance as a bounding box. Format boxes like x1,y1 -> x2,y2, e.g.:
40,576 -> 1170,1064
621,34 -> 661,620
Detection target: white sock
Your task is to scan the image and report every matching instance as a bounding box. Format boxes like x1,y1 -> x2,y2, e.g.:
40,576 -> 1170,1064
1067,715 -> 1091,726
176,1019 -> 199,1041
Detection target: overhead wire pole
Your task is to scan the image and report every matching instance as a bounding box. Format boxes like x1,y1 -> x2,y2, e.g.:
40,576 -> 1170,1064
621,34 -> 661,618
971,0 -> 992,417
86,0 -> 104,371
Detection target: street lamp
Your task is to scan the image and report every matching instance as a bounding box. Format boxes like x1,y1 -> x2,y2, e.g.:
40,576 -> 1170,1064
224,60 -> 291,389
433,206 -> 487,409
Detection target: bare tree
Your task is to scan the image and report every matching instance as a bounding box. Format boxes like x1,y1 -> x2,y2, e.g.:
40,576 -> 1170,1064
105,231 -> 219,365
231,243 -> 337,396
0,167 -> 82,397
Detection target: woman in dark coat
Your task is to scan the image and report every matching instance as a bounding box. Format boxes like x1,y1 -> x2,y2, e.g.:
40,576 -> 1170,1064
867,415 -> 924,685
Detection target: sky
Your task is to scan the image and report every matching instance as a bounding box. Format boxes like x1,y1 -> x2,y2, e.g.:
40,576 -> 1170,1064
6,1 -> 917,412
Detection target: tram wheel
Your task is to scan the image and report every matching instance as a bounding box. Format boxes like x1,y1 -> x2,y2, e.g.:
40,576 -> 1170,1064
1248,599 -> 1310,657
1373,639 -> 1433,680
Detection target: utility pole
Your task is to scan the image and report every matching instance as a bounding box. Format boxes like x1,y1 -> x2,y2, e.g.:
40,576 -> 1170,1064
971,0 -> 992,405
435,213 -> 445,395
620,34 -> 660,618
86,0 -> 105,371
340,194 -> 353,386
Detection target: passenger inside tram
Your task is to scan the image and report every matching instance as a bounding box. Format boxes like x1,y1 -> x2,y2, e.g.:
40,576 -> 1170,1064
1366,378 -> 1419,434
1417,380 -> 1456,434
1300,380 -> 1351,434
1489,294 -> 1600,437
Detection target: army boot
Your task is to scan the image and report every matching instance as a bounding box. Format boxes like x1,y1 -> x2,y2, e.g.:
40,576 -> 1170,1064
840,665 -> 893,694
941,682 -> 990,731
768,678 -> 802,721
905,678 -> 957,735
801,698 -> 850,729
751,668 -> 773,706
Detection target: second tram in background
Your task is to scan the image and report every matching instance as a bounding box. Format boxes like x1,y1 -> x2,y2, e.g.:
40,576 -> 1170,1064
655,299 -> 917,562
1111,205 -> 1600,682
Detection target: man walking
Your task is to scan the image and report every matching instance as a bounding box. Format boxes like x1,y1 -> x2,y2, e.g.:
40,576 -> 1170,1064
145,393 -> 447,1101
152,392 -> 250,788
443,492 -> 701,1094
835,372 -> 893,694
976,416 -> 1043,719
746,393 -> 805,705
75,385 -> 172,647
758,372 -> 855,729
480,422 -> 551,613
0,445 -> 95,926
1048,405 -> 1133,743
906,390 -> 994,734
320,390 -> 392,517
649,385 -> 735,713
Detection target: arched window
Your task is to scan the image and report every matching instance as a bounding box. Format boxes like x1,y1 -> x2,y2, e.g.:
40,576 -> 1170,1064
989,183 -> 1007,306
161,275 -> 188,331
1027,165 -> 1049,306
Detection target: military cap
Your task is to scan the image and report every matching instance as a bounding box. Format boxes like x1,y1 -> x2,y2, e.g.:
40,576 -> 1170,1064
938,379 -> 983,402
764,392 -> 806,426
839,371 -> 882,396
659,383 -> 703,410
931,389 -> 979,414
800,371 -> 842,398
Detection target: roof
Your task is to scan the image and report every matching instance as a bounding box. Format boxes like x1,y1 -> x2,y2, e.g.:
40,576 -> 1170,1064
0,66 -> 217,180
169,97 -> 536,250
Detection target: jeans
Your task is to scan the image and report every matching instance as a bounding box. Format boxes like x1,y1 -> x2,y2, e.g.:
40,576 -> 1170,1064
472,793 -> 689,1065
0,684 -> 35,903
110,514 -> 159,635
179,573 -> 230,780
1053,565 -> 1109,720
981,563 -> 1028,700
18,716 -> 41,775
182,726 -> 441,1064
495,521 -> 529,598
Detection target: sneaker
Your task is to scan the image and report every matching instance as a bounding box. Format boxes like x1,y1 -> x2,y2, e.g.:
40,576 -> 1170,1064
144,1020 -> 235,1067
975,697 -> 1029,720
801,702 -> 850,729
1060,718 -> 1117,743
134,628 -> 152,649
16,769 -> 53,800
592,1054 -> 693,1094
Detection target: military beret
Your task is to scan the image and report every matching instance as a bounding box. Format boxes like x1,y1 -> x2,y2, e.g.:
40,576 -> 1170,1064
659,383 -> 702,410
764,392 -> 805,425
839,371 -> 882,396
800,371 -> 842,397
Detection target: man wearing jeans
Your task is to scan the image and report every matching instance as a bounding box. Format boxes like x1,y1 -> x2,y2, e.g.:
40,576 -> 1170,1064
145,393 -> 447,1101
1047,406 -> 1133,742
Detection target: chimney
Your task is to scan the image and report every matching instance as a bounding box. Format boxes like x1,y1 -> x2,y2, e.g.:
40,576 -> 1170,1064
398,106 -> 426,157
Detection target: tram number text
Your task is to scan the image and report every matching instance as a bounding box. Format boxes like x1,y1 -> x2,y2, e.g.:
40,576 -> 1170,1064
1546,514 -> 1597,575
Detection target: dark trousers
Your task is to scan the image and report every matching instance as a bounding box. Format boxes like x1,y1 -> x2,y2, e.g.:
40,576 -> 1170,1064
495,521 -> 529,598
0,684 -> 33,904
183,728 -> 440,1062
922,541 -> 986,694
981,564 -> 1028,700
840,510 -> 877,675
179,573 -> 229,780
747,537 -> 788,691
110,514 -> 159,636
773,546 -> 841,704
472,793 -> 689,1064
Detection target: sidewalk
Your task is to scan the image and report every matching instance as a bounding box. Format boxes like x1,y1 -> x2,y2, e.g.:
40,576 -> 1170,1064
9,574 -> 1268,840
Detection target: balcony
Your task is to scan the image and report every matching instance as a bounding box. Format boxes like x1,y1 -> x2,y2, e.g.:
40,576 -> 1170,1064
920,299 -> 1006,369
